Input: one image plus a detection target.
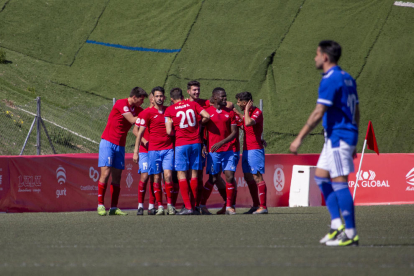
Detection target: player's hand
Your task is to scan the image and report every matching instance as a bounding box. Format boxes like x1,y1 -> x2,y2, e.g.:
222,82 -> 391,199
262,139 -> 267,148
133,152 -> 139,164
245,100 -> 253,111
210,142 -> 224,152
202,144 -> 207,158
289,138 -> 302,155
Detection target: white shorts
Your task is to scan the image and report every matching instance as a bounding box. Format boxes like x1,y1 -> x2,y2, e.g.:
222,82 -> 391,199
317,139 -> 355,178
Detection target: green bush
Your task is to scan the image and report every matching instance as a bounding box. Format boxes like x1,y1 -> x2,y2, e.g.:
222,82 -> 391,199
51,128 -> 74,146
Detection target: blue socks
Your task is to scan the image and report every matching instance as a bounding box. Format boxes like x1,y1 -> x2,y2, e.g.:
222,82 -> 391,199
332,182 -> 356,229
315,176 -> 341,222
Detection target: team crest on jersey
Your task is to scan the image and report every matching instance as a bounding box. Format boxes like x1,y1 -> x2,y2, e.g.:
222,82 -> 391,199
225,114 -> 229,118
123,106 -> 129,112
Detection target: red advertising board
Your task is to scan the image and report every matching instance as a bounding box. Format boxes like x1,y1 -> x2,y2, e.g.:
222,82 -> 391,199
0,153 -> 412,212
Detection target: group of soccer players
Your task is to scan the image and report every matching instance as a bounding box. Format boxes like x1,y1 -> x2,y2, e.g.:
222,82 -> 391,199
97,81 -> 268,216
96,40 -> 360,246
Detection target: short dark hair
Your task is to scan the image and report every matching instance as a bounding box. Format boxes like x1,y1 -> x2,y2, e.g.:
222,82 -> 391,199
318,40 -> 342,63
235,92 -> 252,102
212,87 -> 225,96
187,80 -> 200,90
170,87 -> 183,100
151,86 -> 165,95
130,87 -> 148,98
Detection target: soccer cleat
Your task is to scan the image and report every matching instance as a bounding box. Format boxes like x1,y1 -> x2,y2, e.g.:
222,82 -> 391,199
319,225 -> 345,244
147,208 -> 157,215
156,205 -> 165,215
108,208 -> 128,216
225,207 -> 236,215
216,203 -> 226,215
200,206 -> 212,215
167,205 -> 177,215
193,206 -> 201,215
136,207 -> 144,216
97,205 -> 107,216
253,207 -> 268,214
176,207 -> 193,215
326,232 -> 359,247
243,206 -> 259,214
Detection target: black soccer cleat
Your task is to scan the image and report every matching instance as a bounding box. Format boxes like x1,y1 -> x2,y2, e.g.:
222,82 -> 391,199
176,207 -> 193,215
243,206 -> 259,214
136,207 -> 144,216
147,208 -> 157,216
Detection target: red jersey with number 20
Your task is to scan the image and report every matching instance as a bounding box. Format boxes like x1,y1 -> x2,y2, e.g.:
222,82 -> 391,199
164,100 -> 205,147
243,106 -> 263,150
205,106 -> 237,153
139,106 -> 173,151
101,98 -> 142,147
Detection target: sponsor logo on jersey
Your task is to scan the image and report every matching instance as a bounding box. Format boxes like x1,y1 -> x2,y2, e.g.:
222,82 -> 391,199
405,168 -> 414,191
140,118 -> 145,125
348,170 -> 390,188
136,118 -> 140,124
123,106 -> 129,112
225,114 -> 229,118
273,164 -> 285,195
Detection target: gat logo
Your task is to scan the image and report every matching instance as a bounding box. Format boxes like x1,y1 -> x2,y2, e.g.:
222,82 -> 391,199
273,165 -> 285,192
89,167 -> 99,182
125,164 -> 133,189
56,166 -> 66,185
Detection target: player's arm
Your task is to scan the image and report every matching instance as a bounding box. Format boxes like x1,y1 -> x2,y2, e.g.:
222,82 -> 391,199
244,100 -> 256,126
123,112 -> 137,124
200,110 -> 210,125
289,103 -> 328,154
165,117 -> 174,136
133,126 -> 146,164
210,124 -> 238,152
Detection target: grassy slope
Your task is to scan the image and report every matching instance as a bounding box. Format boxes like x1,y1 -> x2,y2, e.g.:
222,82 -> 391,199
0,206 -> 413,275
0,0 -> 413,154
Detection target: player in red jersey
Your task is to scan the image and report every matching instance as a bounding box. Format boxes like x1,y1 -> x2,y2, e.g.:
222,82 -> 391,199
186,81 -> 228,214
133,93 -> 157,215
235,92 -> 268,214
133,87 -> 174,215
165,88 -> 210,215
97,87 -> 148,216
203,88 -> 238,215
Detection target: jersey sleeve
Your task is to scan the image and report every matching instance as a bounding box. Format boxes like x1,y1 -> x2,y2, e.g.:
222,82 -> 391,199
116,101 -> 131,115
194,102 -> 204,114
230,111 -> 237,125
139,110 -> 150,128
135,117 -> 141,127
317,79 -> 337,106
164,106 -> 172,118
251,108 -> 263,124
234,114 -> 243,127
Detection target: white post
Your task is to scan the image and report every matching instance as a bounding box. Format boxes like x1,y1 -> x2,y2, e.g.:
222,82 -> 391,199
353,139 -> 367,200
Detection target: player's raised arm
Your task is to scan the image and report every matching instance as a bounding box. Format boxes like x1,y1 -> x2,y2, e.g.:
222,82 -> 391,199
199,110 -> 210,125
122,112 -> 137,124
244,100 -> 256,126
290,103 -> 327,154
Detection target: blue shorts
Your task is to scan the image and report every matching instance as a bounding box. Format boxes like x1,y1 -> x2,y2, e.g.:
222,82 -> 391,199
148,149 -> 174,175
98,139 -> 125,170
175,143 -> 203,171
138,152 -> 149,174
206,150 -> 236,175
242,149 -> 265,174
233,151 -> 240,167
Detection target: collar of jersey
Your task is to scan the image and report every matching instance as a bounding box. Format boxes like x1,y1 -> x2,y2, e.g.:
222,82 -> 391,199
321,65 -> 341,76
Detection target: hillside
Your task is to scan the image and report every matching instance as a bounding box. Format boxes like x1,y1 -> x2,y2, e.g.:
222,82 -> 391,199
0,0 -> 413,155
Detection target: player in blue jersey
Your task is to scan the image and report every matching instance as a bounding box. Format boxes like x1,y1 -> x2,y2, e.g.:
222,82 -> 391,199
290,40 -> 360,246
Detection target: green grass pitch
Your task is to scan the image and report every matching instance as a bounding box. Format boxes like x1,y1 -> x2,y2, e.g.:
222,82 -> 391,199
0,205 -> 413,275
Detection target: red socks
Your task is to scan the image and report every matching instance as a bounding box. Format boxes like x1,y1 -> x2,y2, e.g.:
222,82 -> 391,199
190,178 -> 198,208
179,179 -> 192,209
98,181 -> 107,205
165,182 -> 173,205
138,181 -> 147,204
154,182 -> 163,206
258,181 -> 267,208
232,179 -> 237,207
110,183 -> 120,208
226,182 -> 235,207
200,181 -> 214,205
247,180 -> 260,207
